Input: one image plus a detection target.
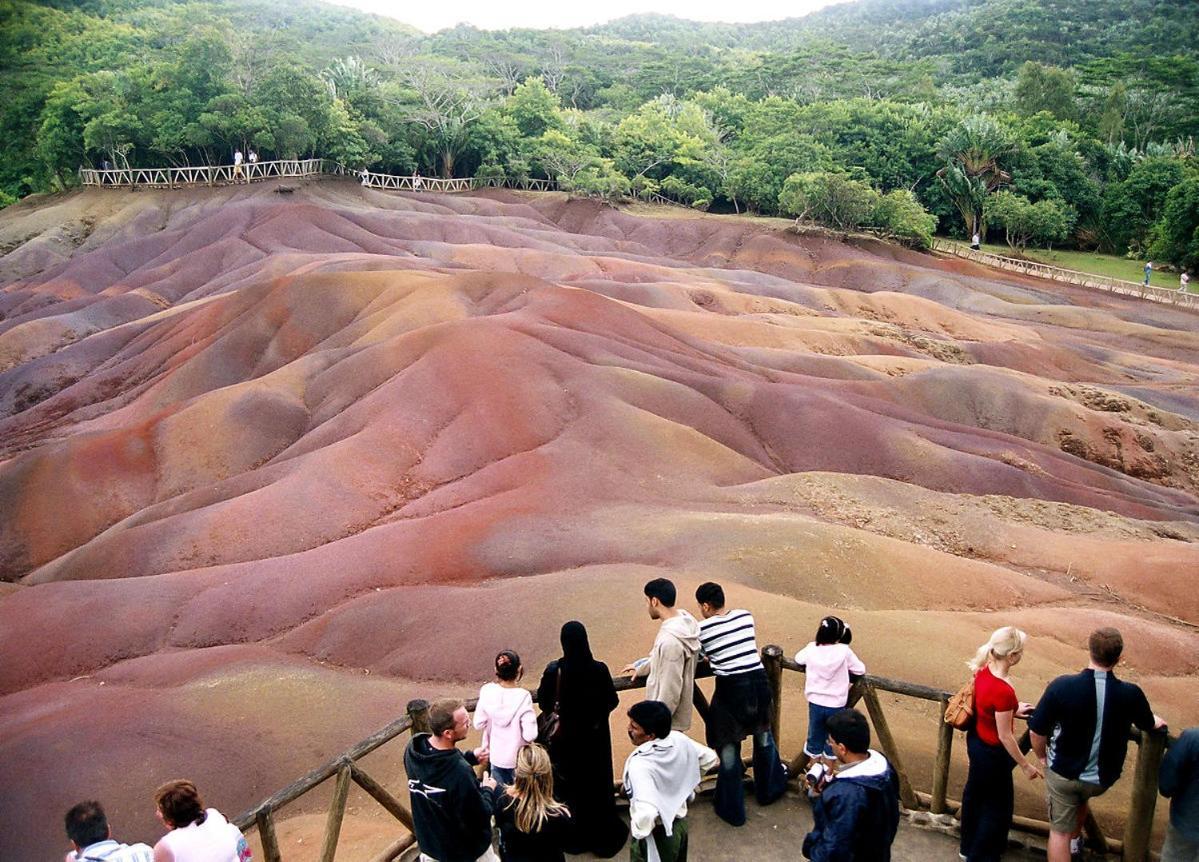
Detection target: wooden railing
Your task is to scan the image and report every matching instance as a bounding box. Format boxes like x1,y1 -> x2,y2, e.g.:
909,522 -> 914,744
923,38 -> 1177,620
78,159 -> 336,188
932,240 -> 1198,311
231,645 -> 1173,862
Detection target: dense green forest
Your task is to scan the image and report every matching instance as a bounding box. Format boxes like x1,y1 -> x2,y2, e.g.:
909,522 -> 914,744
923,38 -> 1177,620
2,0 -> 1197,265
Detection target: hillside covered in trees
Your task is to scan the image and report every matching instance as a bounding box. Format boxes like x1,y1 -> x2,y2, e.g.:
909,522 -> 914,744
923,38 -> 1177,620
2,0 -> 1197,266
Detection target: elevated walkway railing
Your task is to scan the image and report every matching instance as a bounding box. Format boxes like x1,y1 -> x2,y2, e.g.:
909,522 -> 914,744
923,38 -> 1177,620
230,645 -> 1174,862
932,240 -> 1198,311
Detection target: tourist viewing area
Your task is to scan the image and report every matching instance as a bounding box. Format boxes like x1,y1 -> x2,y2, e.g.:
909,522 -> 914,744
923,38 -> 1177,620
226,645 -> 1175,862
77,158 -> 1197,314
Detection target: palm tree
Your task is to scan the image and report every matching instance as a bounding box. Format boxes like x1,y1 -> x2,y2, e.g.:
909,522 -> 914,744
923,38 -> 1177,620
936,115 -> 1015,240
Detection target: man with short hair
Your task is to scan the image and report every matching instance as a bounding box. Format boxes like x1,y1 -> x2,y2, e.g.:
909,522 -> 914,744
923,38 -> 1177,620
404,698 -> 498,862
694,581 -> 789,826
623,578 -> 701,731
623,700 -> 718,862
802,709 -> 900,862
1160,726 -> 1199,862
63,800 -> 153,862
1030,628 -> 1166,862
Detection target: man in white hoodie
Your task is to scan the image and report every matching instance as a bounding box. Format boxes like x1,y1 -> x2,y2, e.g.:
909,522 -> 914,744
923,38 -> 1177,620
623,700 -> 719,862
623,578 -> 701,731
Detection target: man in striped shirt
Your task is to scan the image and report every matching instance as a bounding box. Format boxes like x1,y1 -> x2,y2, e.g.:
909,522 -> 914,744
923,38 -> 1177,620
695,582 -> 790,826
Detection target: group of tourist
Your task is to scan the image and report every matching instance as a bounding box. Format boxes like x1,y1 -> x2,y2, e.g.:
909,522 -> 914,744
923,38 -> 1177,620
62,583 -> 1197,862
404,578 -> 899,862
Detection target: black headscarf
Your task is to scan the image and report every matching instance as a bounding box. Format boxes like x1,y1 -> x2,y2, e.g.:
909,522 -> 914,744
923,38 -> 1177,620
560,620 -> 594,669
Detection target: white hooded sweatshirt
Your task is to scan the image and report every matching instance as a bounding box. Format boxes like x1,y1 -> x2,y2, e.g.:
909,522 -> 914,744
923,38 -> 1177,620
473,682 -> 537,770
643,610 -> 701,731
623,731 -> 719,862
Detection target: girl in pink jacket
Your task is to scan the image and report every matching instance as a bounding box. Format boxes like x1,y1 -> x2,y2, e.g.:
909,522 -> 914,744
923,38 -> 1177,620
475,650 -> 538,786
795,616 -> 866,772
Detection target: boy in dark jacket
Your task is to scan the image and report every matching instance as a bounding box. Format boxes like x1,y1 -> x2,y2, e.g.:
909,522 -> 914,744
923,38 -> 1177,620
404,698 -> 499,862
803,708 -> 900,862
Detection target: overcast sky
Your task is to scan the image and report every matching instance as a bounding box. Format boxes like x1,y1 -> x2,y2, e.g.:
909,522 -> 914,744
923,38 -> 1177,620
324,0 -> 842,34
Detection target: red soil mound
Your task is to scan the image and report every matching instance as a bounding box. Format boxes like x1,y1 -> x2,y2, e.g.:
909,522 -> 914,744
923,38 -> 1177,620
1,180 -> 1196,859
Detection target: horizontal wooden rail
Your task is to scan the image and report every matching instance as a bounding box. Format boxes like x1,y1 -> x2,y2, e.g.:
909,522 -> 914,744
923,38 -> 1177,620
932,240 -> 1198,311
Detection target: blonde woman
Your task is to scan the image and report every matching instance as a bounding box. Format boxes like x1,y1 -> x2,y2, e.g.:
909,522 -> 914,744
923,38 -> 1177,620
493,744 -> 573,862
959,627 -> 1043,862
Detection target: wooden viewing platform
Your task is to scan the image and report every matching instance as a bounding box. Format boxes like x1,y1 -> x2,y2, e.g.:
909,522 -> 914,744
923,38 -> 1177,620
932,240 -> 1198,311
230,646 -> 1175,862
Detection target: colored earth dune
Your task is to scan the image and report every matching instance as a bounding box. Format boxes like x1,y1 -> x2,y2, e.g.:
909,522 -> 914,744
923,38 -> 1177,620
1,181 -> 1197,859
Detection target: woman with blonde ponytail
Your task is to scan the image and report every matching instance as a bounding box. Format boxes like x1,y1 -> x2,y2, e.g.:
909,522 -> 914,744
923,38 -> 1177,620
494,743 -> 573,862
959,626 -> 1043,861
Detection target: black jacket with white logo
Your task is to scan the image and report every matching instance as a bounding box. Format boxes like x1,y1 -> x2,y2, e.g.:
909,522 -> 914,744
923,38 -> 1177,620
404,733 -> 494,861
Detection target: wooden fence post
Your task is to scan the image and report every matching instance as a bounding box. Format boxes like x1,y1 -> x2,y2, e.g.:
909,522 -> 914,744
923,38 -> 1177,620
255,806 -> 283,862
407,699 -> 431,736
862,684 -> 919,810
1122,730 -> 1168,862
931,701 -> 954,815
318,761 -> 353,862
762,645 -> 784,750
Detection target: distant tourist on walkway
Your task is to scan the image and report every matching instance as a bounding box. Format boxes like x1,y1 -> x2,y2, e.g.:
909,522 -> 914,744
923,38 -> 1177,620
623,700 -> 719,862
492,743 -> 573,862
152,780 -> 251,862
405,698 -> 498,862
1181,271 -> 1190,293
622,578 -> 701,732
1160,727 -> 1199,862
795,616 -> 866,777
247,150 -> 257,165
475,649 -> 537,786
1145,260 -> 1153,285
232,150 -> 243,182
959,627 -> 1042,862
537,621 -> 627,857
971,231 -> 981,251
694,581 -> 789,826
802,708 -> 900,862
1029,628 -> 1166,862
64,800 -> 153,862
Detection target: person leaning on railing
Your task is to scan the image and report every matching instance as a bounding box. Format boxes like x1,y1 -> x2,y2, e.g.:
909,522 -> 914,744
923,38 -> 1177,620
958,626 -> 1041,862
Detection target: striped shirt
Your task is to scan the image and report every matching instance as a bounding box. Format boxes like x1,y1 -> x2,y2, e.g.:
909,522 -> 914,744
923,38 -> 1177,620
698,609 -> 765,676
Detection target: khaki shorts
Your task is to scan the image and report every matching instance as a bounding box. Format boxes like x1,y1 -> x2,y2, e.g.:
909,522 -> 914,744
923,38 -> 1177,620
1045,769 -> 1106,833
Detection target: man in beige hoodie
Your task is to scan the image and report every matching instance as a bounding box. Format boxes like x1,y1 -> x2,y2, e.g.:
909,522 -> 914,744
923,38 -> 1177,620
622,578 -> 701,731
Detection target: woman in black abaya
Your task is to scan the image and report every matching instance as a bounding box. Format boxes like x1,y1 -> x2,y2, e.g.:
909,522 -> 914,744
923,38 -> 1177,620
537,621 -> 628,858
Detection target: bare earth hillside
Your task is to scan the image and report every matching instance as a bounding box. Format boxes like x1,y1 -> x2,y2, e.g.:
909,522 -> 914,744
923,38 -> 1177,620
1,179 -> 1197,859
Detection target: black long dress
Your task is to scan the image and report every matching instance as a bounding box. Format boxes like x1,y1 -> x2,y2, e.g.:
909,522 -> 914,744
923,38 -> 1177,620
537,621 -> 628,858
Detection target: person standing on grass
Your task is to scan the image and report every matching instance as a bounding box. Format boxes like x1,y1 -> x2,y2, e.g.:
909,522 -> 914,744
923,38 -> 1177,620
623,700 -> 719,862
475,650 -> 537,787
1159,727 -> 1199,862
694,581 -> 789,827
1180,271 -> 1190,293
959,627 -> 1042,862
1029,628 -> 1167,862
622,578 -> 701,732
1145,260 -> 1153,286
971,231 -> 981,251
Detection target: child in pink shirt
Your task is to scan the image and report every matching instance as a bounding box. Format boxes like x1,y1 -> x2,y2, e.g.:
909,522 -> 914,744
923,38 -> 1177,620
474,650 -> 538,786
795,616 -> 866,766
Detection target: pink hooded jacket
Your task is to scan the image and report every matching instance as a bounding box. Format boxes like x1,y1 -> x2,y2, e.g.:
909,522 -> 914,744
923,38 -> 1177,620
473,683 -> 537,769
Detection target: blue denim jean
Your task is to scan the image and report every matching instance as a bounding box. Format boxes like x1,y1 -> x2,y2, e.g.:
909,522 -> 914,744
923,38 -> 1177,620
805,702 -> 841,758
713,730 -> 789,827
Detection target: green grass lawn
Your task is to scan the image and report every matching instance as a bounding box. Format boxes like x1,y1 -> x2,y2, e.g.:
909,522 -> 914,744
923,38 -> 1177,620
943,239 -> 1191,292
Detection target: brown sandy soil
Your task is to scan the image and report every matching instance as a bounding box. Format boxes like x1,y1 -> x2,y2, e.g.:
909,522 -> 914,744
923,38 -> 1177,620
1,178 -> 1197,859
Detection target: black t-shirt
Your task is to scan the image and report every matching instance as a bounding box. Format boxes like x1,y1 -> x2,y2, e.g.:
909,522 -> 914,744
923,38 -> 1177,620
494,792 -> 573,862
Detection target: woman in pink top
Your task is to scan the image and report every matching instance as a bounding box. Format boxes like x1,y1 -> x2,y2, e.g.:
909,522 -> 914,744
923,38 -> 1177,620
794,616 -> 866,765
475,650 -> 538,786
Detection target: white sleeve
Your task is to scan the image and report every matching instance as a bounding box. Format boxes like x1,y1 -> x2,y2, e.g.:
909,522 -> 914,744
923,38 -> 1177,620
629,798 -> 659,840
